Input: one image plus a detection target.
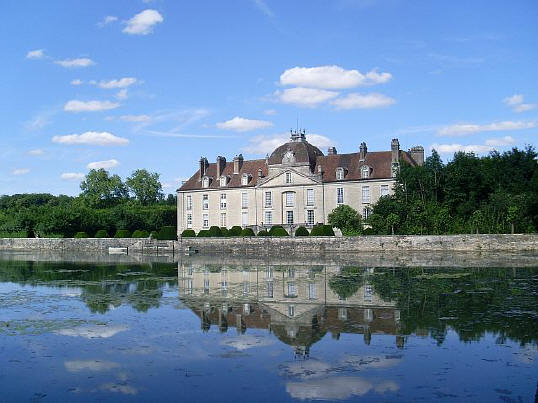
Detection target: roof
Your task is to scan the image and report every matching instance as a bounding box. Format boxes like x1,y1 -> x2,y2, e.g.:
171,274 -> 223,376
268,139 -> 324,168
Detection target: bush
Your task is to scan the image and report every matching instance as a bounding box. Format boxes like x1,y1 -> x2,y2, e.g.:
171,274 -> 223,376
311,225 -> 334,236
181,229 -> 196,237
257,229 -> 269,236
114,229 -> 131,238
228,226 -> 243,236
220,227 -> 229,237
94,229 -> 109,238
269,225 -> 288,236
197,230 -> 209,237
158,226 -> 177,240
208,226 -> 223,237
328,205 -> 362,234
363,227 -> 376,235
132,229 -> 149,238
240,228 -> 255,237
150,230 -> 159,239
74,231 -> 88,238
295,226 -> 309,236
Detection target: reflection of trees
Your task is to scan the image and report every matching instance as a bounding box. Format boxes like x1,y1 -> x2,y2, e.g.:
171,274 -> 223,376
0,260 -> 177,313
328,266 -> 367,299
370,267 -> 538,346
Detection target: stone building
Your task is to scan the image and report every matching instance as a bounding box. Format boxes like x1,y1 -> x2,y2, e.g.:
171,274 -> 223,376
177,130 -> 423,235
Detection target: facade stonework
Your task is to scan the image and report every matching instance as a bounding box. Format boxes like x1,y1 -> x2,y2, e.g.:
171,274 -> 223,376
177,132 -> 423,234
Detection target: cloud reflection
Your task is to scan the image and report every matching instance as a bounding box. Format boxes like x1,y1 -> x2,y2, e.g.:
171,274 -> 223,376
55,324 -> 128,338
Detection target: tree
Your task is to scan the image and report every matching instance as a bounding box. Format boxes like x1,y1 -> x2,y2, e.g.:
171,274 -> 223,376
328,205 -> 362,235
126,169 -> 163,205
80,169 -> 128,208
386,213 -> 399,235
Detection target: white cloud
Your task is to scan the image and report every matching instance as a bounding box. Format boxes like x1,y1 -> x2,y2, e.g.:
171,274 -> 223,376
123,9 -> 163,35
432,136 -> 517,155
484,135 -> 516,146
87,159 -> 120,169
116,89 -> 128,99
119,114 -> 151,122
438,120 -> 536,136
216,116 -> 273,132
503,94 -> 537,113
286,377 -> 398,400
54,58 -> 95,68
503,94 -> 523,106
64,100 -> 120,112
12,168 -> 30,175
221,335 -> 274,351
242,133 -> 334,155
60,173 -> 85,180
96,77 -> 137,89
64,360 -> 120,372
98,15 -> 118,27
28,149 -> 44,156
53,131 -> 129,146
280,65 -> 392,89
99,383 -> 138,395
331,93 -> 396,109
275,87 -> 339,107
264,109 -> 277,115
514,103 -> 537,113
26,49 -> 45,59
24,113 -> 52,130
70,79 -> 83,86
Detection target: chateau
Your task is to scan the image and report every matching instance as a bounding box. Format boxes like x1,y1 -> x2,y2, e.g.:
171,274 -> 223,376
177,131 -> 423,235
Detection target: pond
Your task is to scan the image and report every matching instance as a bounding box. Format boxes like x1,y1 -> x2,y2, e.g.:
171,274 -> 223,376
0,252 -> 537,402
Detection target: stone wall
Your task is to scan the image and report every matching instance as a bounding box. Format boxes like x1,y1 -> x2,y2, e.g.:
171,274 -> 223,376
0,238 -> 176,253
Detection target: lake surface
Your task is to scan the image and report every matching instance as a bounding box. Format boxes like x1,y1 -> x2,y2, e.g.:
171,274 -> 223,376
0,252 -> 537,402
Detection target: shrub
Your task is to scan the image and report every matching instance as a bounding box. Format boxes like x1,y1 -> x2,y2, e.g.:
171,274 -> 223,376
363,227 -> 376,235
295,226 -> 309,236
181,229 -> 196,237
257,229 -> 269,236
197,230 -> 209,237
220,227 -> 229,237
228,226 -> 243,237
132,229 -> 149,238
323,225 -> 335,236
74,231 -> 88,238
208,226 -> 223,237
269,225 -> 288,236
94,229 -> 109,238
150,230 -> 159,239
158,226 -> 177,240
240,228 -> 255,237
115,229 -> 131,238
311,225 -> 334,236
328,205 -> 362,234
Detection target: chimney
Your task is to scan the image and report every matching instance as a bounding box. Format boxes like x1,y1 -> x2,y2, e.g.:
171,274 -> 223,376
258,168 -> 263,178
265,154 -> 269,165
409,146 -> 424,166
359,142 -> 367,161
233,154 -> 243,174
199,157 -> 208,180
391,139 -> 400,164
327,146 -> 337,155
216,156 -> 226,178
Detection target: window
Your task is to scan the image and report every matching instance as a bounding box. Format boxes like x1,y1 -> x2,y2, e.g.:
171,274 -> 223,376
242,174 -> 249,186
242,281 -> 250,296
265,267 -> 273,279
264,191 -> 272,207
243,303 -> 250,314
336,168 -> 344,180
242,211 -> 248,227
241,192 -> 248,208
186,213 -> 192,229
264,211 -> 273,225
203,213 -> 209,228
287,282 -> 296,297
288,268 -> 295,278
285,192 -> 294,207
338,308 -> 348,320
220,212 -> 226,227
285,172 -> 292,184
202,176 -> 209,188
266,281 -> 274,298
202,194 -> 209,210
220,193 -> 227,209
220,176 -> 227,187
364,308 -> 373,321
288,305 -> 295,317
380,184 -> 389,196
362,207 -> 370,220
364,284 -> 373,302
337,187 -> 344,204
186,279 -> 193,295
309,283 -> 317,299
186,195 -> 192,210
362,186 -> 370,203
361,165 -> 370,179
287,210 -> 294,225
306,189 -> 314,206
307,210 -> 315,226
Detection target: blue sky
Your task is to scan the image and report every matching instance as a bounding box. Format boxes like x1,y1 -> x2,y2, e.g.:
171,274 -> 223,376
2,0 -> 537,195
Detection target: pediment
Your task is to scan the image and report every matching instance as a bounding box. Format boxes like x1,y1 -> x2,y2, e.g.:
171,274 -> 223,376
258,168 -> 321,187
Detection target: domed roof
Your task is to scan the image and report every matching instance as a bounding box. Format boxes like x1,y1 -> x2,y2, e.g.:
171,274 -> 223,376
268,132 -> 324,168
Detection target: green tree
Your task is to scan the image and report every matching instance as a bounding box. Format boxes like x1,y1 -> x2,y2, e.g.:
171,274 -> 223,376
387,213 -> 399,235
80,169 -> 128,208
126,169 -> 164,205
328,205 -> 362,235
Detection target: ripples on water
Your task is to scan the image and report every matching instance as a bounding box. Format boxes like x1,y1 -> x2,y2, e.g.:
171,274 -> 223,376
0,252 -> 536,402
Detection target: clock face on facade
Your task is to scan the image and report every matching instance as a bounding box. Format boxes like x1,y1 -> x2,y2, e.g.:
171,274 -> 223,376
283,150 -> 296,164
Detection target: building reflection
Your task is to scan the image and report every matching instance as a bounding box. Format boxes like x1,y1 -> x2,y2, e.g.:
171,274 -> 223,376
178,263 -> 404,355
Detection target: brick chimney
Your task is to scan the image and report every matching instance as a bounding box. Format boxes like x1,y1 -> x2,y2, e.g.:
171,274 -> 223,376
409,146 -> 424,166
233,154 -> 243,174
216,156 -> 226,178
199,157 -> 208,180
359,142 -> 367,161
327,146 -> 337,155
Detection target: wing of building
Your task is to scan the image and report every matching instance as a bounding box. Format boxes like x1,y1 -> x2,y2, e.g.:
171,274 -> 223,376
177,131 -> 423,235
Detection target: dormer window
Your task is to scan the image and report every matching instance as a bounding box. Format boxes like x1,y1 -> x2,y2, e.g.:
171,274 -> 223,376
220,176 -> 228,187
285,172 -> 292,184
336,167 -> 345,181
361,165 -> 370,179
241,174 -> 250,186
202,176 -> 210,188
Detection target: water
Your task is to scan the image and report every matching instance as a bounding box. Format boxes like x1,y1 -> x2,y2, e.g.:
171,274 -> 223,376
0,252 -> 537,402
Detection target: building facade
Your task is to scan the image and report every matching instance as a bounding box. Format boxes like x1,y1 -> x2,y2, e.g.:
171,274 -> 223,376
177,131 -> 423,235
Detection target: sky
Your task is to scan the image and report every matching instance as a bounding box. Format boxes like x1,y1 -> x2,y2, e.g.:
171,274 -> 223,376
1,0 -> 537,196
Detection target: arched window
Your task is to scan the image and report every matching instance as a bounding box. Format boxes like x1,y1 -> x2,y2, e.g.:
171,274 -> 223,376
220,176 -> 227,187
336,168 -> 345,180
242,174 -> 250,186
202,176 -> 210,188
361,165 -> 370,179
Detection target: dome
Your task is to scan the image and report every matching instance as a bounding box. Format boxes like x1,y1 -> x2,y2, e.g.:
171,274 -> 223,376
268,132 -> 324,169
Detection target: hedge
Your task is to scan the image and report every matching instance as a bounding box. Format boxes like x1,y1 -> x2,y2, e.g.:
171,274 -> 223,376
132,229 -> 149,238
150,230 -> 159,239
269,225 -> 288,236
311,225 -> 335,236
220,227 -> 229,237
197,229 -> 210,237
158,226 -> 177,240
295,226 -> 309,236
228,226 -> 243,237
257,229 -> 269,236
114,229 -> 131,238
94,229 -> 109,238
74,231 -> 88,238
240,228 -> 255,237
208,226 -> 223,237
181,229 -> 196,237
